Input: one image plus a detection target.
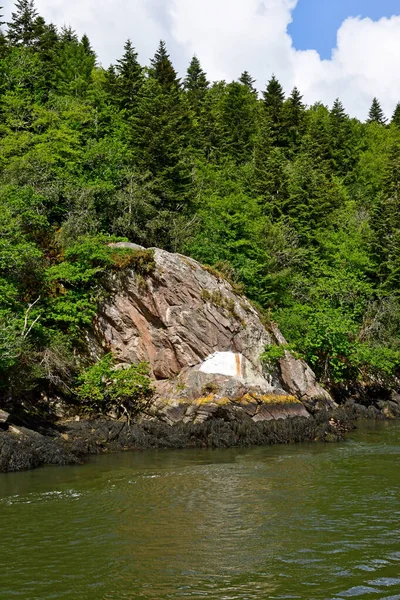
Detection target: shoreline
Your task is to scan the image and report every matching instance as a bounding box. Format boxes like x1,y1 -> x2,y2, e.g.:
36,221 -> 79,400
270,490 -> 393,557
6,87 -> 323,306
1,397 -> 399,474
0,406 -> 356,474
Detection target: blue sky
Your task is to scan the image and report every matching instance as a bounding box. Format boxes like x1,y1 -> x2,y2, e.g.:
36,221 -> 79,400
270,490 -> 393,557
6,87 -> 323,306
289,0 -> 400,58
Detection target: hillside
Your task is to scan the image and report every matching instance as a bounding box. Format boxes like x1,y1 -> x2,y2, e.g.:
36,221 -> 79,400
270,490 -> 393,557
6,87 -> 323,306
1,1 -> 400,412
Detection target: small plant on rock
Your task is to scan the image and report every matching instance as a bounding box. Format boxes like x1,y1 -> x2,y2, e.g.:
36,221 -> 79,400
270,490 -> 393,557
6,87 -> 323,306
76,354 -> 153,423
261,344 -> 291,373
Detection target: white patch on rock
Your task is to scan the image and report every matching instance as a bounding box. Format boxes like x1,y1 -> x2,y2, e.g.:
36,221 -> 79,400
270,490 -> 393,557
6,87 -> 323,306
200,352 -> 242,377
199,351 -> 268,388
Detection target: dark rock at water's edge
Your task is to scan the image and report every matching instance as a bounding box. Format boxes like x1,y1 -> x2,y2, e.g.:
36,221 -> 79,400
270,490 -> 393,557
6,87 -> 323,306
0,410 -> 351,473
2,391 -> 399,473
0,410 -> 10,431
332,383 -> 400,420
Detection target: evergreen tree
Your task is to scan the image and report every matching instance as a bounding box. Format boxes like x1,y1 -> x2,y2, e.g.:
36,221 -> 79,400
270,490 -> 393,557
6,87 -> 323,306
263,75 -> 285,122
59,25 -> 78,46
329,98 -> 354,175
285,152 -> 343,240
239,71 -> 257,94
35,20 -> 58,54
220,81 -> 257,163
196,81 -> 227,160
301,102 -> 332,168
330,97 -> 346,122
114,39 -> 143,114
150,40 -> 179,89
7,0 -> 38,46
81,34 -> 95,58
391,102 -> 400,128
184,55 -> 209,113
368,97 -> 387,125
370,143 -> 400,288
262,75 -> 285,145
132,77 -> 193,216
280,86 -> 305,152
33,19 -> 58,93
54,35 -> 95,98
0,6 -> 7,58
103,64 -> 118,97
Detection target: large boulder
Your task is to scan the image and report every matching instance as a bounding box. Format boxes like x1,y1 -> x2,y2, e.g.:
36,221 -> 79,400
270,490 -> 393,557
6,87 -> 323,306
86,245 -> 335,423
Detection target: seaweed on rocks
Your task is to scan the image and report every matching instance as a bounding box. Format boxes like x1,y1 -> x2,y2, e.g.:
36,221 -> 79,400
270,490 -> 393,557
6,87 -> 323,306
0,429 -> 82,473
0,410 -> 351,473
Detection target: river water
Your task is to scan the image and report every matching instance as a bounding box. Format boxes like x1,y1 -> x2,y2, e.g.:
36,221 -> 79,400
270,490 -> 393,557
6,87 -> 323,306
1,421 -> 400,600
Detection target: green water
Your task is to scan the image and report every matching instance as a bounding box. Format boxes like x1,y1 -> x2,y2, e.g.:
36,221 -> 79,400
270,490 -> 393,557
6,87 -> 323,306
1,422 -> 400,600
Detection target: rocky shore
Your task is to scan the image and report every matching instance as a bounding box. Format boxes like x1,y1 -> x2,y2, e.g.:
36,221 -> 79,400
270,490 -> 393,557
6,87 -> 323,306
2,393 -> 400,473
0,410 -> 346,473
1,245 -> 399,473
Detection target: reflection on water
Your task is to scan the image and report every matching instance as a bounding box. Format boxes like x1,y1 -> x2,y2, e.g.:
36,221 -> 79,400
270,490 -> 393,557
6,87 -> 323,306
0,421 -> 400,599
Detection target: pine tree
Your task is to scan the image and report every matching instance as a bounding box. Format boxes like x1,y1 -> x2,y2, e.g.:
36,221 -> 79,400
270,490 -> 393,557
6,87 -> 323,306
33,19 -> 59,97
329,98 -> 354,175
368,97 -> 387,125
132,77 -> 192,214
59,26 -> 78,46
150,40 -> 179,89
0,6 -> 7,58
252,112 -> 290,214
330,98 -> 346,122
7,0 -> 38,46
35,20 -> 58,54
391,102 -> 400,128
196,81 -> 227,160
369,143 -> 400,287
184,55 -> 209,113
280,86 -> 305,152
262,75 -> 285,145
103,64 -> 118,97
239,71 -> 257,94
220,81 -> 258,163
285,152 -> 343,240
263,75 -> 285,122
81,34 -> 95,58
54,34 -> 95,98
301,102 -> 332,168
114,39 -> 143,114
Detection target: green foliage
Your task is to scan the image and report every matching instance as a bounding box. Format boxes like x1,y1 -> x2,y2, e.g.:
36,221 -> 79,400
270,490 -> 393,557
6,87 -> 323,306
184,55 -> 209,114
1,8 -> 400,405
260,344 -> 289,372
47,236 -> 155,334
368,97 -> 387,125
114,39 -> 143,115
76,354 -> 153,420
150,40 -> 179,89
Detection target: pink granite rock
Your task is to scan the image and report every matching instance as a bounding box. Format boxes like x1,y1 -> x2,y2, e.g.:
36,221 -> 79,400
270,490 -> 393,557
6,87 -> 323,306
86,244 -> 335,422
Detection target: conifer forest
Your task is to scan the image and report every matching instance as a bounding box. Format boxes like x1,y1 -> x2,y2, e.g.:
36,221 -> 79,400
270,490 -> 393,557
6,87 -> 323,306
1,0 -> 400,405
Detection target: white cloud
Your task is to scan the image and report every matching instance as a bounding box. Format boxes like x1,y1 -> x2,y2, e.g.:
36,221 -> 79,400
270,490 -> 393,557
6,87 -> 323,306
2,0 -> 400,120
293,16 -> 400,119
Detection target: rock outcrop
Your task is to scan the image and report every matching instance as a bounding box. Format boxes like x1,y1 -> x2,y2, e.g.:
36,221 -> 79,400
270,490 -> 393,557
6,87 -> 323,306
87,244 -> 335,424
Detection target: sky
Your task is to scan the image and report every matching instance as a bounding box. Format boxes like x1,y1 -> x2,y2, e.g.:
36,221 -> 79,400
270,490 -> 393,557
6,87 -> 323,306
2,0 -> 400,120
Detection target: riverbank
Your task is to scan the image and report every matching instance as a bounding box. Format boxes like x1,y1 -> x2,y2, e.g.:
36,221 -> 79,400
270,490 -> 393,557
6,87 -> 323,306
0,410 -> 350,473
1,393 -> 400,473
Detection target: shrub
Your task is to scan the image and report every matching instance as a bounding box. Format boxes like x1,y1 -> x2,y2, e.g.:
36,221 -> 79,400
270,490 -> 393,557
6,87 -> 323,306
260,344 -> 289,372
76,354 -> 153,422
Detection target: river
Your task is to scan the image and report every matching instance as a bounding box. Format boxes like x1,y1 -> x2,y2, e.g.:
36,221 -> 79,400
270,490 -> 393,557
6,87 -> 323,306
1,420 -> 399,599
